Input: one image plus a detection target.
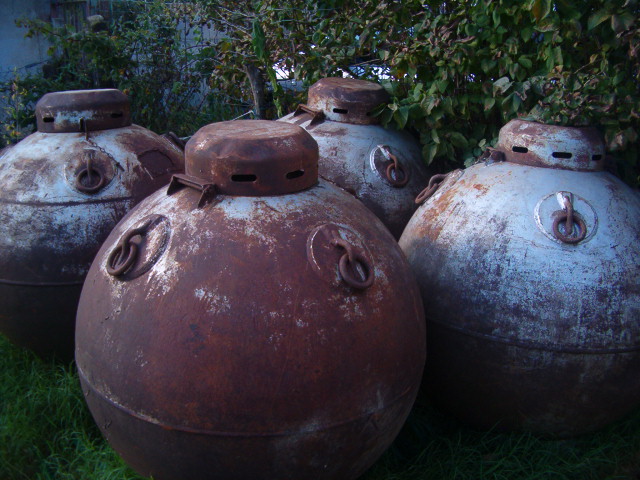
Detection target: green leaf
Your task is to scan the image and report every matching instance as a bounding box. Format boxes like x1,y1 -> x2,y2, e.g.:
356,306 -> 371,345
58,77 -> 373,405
422,143 -> 438,165
448,132 -> 468,149
493,76 -> 512,94
553,46 -> 563,65
520,27 -> 534,42
611,12 -> 635,33
481,59 -> 497,74
476,14 -> 489,27
587,10 -> 611,30
492,9 -> 501,26
251,19 -> 267,61
442,97 -> 454,116
531,0 -> 551,22
484,97 -> 496,111
518,56 -> 533,69
394,105 -> 410,129
535,18 -> 557,32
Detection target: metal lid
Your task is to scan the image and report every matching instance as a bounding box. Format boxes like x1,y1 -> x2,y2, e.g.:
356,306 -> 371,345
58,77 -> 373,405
35,89 -> 132,133
497,120 -> 605,171
307,77 -> 389,125
185,120 -> 319,196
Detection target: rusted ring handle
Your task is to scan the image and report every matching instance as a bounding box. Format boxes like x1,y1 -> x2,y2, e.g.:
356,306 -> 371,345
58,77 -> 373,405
415,173 -> 450,204
338,252 -> 374,289
75,165 -> 106,193
385,155 -> 410,188
106,242 -> 139,276
106,222 -> 150,276
332,237 -> 374,290
552,213 -> 587,244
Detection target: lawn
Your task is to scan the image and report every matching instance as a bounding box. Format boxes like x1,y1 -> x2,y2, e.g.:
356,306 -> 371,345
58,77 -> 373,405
1,334 -> 639,480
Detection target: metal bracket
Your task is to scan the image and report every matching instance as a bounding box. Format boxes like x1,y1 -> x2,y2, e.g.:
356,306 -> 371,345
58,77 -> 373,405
167,173 -> 217,208
293,103 -> 325,127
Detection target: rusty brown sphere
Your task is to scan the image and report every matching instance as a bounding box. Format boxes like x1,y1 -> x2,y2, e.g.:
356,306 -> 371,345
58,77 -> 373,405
76,120 -> 426,480
0,89 -> 184,359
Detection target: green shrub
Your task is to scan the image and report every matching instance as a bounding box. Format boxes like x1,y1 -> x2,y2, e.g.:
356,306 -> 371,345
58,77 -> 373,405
227,0 -> 639,184
0,0 -> 247,148
2,0 -> 638,186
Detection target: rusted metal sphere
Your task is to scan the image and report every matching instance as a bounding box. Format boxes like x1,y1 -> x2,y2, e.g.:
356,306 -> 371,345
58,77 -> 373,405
399,119 -> 640,436
280,77 -> 430,238
0,89 -> 184,359
76,120 -> 426,480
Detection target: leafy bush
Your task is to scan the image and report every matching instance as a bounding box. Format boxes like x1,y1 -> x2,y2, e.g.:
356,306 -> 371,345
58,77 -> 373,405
226,0 -> 639,184
0,1 -> 248,147
2,0 -> 638,186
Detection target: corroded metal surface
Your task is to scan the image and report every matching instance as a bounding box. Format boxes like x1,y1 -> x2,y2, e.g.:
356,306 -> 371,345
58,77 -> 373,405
0,91 -> 184,359
36,89 -> 132,133
307,77 -> 389,125
399,123 -> 640,436
280,78 -> 430,239
186,120 -> 318,195
76,120 -> 426,480
498,119 -> 605,171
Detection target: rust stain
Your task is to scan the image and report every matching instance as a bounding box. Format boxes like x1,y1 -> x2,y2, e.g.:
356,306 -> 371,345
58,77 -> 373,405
0,89 -> 185,360
76,120 -> 426,479
399,148 -> 640,436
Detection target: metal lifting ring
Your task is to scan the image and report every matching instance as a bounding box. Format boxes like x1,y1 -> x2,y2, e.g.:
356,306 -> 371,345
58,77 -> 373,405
106,221 -> 152,276
552,213 -> 587,244
106,242 -> 139,276
415,173 -> 450,204
385,157 -> 409,187
331,237 -> 374,290
75,165 -> 106,193
338,252 -> 374,289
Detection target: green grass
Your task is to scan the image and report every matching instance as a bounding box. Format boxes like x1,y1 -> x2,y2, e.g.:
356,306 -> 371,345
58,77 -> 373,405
0,335 -> 142,480
2,334 -> 639,480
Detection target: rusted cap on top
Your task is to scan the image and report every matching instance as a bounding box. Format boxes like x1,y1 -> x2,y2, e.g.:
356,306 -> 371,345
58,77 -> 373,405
35,89 -> 132,133
307,77 -> 389,125
497,119 -> 605,171
185,120 -> 319,196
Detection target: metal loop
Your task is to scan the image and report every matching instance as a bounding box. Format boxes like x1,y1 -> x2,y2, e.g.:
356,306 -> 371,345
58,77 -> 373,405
415,173 -> 450,204
75,152 -> 106,193
384,153 -> 409,187
552,212 -> 587,244
331,237 -> 374,290
106,243 -> 139,277
75,166 -> 106,193
552,196 -> 587,243
106,221 -> 151,277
